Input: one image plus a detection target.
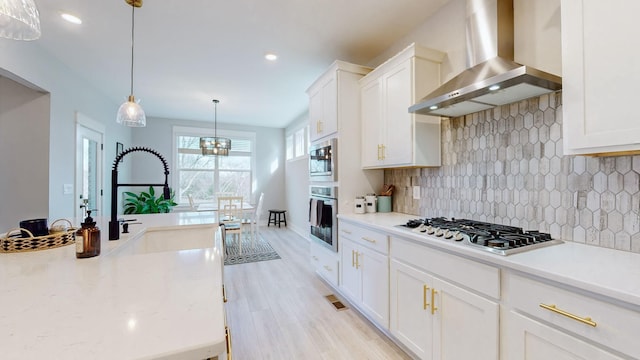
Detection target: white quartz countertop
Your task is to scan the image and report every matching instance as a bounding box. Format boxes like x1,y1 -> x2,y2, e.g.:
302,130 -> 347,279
0,212 -> 226,360
338,212 -> 640,309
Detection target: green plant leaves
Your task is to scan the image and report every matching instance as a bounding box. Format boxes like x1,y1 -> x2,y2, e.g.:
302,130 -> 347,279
123,186 -> 177,214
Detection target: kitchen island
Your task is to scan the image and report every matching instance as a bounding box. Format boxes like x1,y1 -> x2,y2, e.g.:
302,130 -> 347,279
0,212 -> 228,360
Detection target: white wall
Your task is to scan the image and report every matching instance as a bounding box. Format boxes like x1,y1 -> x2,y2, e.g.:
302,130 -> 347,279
130,116 -> 286,223
0,39 -> 132,225
0,76 -> 49,231
366,0 -> 561,80
284,112 -> 310,237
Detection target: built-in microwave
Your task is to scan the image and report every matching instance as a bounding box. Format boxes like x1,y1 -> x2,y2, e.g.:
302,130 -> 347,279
309,138 -> 337,182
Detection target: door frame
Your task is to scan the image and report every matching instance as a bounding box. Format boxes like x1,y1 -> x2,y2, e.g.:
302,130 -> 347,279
75,112 -> 105,218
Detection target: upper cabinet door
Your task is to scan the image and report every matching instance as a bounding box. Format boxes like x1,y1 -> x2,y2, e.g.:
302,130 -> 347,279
361,77 -> 384,168
562,0 -> 640,155
383,59 -> 414,166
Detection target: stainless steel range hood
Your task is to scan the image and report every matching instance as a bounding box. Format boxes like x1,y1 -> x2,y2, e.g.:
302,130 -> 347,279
409,0 -> 561,118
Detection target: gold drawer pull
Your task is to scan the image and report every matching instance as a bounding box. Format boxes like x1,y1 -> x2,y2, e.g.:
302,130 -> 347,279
355,252 -> 360,269
225,326 -> 233,359
323,265 -> 332,272
431,288 -> 438,314
341,229 -> 352,235
222,284 -> 228,303
540,303 -> 597,327
351,250 -> 355,267
361,237 -> 376,243
423,285 -> 430,310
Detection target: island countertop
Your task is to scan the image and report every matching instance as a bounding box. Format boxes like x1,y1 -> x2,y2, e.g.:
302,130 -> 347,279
0,212 -> 226,360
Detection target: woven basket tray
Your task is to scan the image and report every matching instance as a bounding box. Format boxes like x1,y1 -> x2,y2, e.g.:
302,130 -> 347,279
1,219 -> 77,253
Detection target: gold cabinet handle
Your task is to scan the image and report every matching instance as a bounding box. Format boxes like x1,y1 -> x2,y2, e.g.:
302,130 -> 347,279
377,144 -> 382,160
323,265 -> 332,272
540,303 -> 597,327
351,250 -> 355,267
381,144 -> 386,160
423,285 -> 430,310
341,229 -> 352,235
355,251 -> 360,269
222,284 -> 228,303
431,288 -> 438,314
225,326 -> 233,360
318,120 -> 323,133
361,237 -> 376,244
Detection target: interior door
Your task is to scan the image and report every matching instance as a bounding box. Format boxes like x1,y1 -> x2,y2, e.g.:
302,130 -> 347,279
75,119 -> 103,218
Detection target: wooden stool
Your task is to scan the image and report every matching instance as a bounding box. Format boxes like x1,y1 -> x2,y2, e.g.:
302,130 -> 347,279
267,209 -> 287,228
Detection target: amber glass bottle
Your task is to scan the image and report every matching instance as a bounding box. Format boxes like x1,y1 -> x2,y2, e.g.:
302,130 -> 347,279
76,210 -> 101,258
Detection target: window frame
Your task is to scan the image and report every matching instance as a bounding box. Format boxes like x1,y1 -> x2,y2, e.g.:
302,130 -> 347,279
172,126 -> 256,204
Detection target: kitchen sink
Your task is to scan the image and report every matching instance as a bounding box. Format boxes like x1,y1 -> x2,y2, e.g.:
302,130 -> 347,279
117,226 -> 216,256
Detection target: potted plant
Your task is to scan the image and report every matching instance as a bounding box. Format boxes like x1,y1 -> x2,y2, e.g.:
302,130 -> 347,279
124,186 -> 178,214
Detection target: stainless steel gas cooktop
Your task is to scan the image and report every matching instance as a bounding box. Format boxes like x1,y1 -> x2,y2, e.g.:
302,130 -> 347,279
396,217 -> 563,256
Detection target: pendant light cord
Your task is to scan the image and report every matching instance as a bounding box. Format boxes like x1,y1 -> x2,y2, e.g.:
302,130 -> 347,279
130,4 -> 135,96
213,99 -> 218,139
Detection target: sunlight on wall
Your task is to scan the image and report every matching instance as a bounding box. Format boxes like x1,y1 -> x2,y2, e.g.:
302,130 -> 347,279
271,158 -> 279,174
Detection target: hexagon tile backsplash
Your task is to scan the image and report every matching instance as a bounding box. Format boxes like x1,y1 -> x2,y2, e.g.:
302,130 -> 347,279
386,92 -> 640,253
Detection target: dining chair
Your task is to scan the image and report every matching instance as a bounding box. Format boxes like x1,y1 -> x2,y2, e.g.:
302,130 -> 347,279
218,196 -> 245,251
243,192 -> 264,247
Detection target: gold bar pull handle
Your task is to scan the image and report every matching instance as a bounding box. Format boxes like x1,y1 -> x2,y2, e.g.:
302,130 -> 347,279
377,144 -> 381,160
225,326 -> 233,360
381,144 -> 386,160
540,303 -> 597,327
355,251 -> 360,269
351,250 -> 355,267
423,285 -> 430,310
341,229 -> 352,235
361,236 -> 376,244
431,288 -> 438,314
222,284 -> 228,303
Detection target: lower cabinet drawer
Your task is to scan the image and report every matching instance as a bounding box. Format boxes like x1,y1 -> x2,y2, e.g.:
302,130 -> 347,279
310,240 -> 339,286
339,220 -> 389,255
504,271 -> 640,358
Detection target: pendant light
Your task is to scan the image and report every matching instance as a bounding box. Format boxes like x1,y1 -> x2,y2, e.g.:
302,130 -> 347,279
0,0 -> 41,40
200,99 -> 231,156
116,0 -> 146,127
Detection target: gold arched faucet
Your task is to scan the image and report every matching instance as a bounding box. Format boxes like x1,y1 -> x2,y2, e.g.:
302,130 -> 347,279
109,147 -> 170,240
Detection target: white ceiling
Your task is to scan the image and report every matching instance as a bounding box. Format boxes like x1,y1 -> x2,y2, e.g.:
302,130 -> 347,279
34,0 -> 450,128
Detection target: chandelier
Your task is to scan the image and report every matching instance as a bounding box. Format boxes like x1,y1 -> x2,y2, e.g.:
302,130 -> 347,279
200,99 -> 231,156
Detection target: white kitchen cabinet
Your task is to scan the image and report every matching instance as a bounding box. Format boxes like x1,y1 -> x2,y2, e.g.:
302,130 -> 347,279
339,220 -> 389,328
561,0 -> 640,155
309,239 -> 339,287
361,43 -> 444,168
503,311 -> 622,360
390,236 -> 499,360
502,271 -> 640,359
307,61 -> 371,142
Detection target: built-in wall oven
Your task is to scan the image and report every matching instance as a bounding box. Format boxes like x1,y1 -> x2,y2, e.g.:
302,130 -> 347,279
309,138 -> 337,182
309,186 -> 337,252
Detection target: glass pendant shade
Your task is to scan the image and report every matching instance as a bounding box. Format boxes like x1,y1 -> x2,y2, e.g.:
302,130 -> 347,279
200,99 -> 231,156
0,0 -> 41,40
117,0 -> 146,127
116,95 -> 146,127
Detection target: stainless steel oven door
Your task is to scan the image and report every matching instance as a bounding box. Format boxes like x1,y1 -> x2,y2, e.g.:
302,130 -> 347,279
309,138 -> 337,182
309,193 -> 337,252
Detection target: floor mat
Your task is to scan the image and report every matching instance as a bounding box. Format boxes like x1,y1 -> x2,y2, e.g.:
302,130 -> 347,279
224,233 -> 281,265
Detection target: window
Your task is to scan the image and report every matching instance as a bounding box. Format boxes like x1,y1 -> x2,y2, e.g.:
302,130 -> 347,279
294,127 -> 305,157
286,125 -> 309,161
286,134 -> 293,160
173,127 -> 255,204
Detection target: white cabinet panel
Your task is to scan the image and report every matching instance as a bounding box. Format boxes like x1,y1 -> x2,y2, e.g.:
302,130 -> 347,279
360,43 -> 444,168
562,0 -> 640,155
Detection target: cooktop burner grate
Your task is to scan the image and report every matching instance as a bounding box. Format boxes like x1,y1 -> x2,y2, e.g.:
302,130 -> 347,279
397,217 -> 563,255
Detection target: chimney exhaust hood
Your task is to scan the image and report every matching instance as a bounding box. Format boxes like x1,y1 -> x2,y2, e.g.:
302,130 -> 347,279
409,0 -> 561,118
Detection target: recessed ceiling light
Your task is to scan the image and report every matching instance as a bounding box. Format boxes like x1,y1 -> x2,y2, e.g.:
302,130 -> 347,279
61,13 -> 82,25
265,53 -> 278,61
488,84 -> 501,91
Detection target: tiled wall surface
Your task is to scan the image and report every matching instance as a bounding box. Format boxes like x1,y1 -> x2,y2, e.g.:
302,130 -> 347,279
386,92 -> 640,253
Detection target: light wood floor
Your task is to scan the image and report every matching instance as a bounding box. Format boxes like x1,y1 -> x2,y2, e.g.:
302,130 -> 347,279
224,227 -> 413,360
